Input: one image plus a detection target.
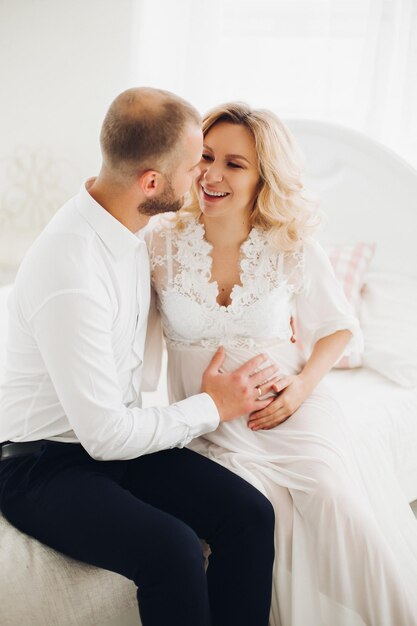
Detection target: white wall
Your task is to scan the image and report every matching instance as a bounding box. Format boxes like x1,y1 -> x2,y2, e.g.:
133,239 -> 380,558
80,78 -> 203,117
0,0 -> 135,280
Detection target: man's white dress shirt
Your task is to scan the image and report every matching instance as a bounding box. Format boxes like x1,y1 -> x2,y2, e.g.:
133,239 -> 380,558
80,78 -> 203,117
0,182 -> 219,460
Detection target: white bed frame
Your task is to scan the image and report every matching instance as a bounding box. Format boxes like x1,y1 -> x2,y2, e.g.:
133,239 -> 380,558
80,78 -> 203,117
1,119 -> 417,626
286,119 -> 417,278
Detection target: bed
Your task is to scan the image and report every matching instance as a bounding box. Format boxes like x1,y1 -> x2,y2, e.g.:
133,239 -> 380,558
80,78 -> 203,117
0,119 -> 416,626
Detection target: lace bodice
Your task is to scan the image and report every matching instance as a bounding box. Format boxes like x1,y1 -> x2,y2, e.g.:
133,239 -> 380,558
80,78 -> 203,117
147,214 -> 305,350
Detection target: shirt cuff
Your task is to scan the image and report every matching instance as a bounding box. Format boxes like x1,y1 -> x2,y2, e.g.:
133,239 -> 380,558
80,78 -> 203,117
174,392 -> 220,443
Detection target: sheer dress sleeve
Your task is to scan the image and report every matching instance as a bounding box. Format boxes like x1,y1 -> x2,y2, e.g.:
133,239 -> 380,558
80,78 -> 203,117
294,238 -> 363,359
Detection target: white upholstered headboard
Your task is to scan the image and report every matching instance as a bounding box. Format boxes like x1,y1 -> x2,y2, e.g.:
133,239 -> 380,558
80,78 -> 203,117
286,119 -> 417,278
0,148 -> 80,286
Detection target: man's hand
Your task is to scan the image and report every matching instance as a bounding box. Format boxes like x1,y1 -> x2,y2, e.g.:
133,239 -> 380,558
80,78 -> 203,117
201,347 -> 280,422
247,374 -> 311,430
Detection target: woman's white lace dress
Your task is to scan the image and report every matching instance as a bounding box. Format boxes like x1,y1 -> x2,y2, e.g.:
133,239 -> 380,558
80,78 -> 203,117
146,214 -> 417,626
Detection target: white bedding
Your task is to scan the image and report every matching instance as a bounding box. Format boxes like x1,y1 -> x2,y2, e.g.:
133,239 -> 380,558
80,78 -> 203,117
326,368 -> 417,503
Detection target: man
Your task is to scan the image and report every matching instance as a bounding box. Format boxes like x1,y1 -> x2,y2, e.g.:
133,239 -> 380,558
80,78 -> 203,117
0,88 -> 276,626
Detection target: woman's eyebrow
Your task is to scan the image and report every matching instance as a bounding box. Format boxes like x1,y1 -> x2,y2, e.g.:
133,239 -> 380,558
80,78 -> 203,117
226,153 -> 251,163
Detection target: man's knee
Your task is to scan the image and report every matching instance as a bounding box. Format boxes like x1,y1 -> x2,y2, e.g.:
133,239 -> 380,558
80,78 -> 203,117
242,488 -> 275,533
223,480 -> 275,538
131,514 -> 205,584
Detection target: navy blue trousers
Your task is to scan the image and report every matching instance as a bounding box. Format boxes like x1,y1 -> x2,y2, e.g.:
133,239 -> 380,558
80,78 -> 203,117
0,441 -> 275,626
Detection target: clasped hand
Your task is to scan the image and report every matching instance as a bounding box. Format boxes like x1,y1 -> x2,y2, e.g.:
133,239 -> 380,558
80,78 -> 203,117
248,374 -> 310,430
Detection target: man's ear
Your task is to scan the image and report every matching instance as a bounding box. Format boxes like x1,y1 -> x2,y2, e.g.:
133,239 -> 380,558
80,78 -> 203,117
139,170 -> 163,197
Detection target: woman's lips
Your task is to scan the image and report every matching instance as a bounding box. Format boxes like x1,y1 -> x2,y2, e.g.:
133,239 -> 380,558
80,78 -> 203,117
201,185 -> 230,203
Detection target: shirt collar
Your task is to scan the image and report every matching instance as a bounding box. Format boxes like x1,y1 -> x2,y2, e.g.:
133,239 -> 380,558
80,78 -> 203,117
75,179 -> 143,261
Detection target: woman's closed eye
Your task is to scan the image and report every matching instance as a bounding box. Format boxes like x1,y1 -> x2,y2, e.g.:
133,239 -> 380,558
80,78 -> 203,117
202,154 -> 243,169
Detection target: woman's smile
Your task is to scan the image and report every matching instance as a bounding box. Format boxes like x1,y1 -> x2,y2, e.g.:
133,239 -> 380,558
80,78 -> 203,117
200,184 -> 231,203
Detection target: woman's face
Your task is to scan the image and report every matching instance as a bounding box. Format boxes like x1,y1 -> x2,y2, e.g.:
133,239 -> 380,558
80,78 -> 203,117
195,121 -> 260,220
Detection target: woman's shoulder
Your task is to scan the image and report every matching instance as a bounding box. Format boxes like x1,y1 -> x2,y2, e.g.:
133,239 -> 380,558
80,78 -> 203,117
300,236 -> 331,264
268,236 -> 323,293
276,235 -> 323,261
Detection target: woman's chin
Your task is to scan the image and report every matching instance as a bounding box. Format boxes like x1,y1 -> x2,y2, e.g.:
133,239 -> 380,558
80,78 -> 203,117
199,202 -> 226,217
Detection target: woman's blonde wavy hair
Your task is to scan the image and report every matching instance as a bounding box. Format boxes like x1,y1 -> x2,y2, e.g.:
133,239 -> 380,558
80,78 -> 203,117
177,102 -> 320,251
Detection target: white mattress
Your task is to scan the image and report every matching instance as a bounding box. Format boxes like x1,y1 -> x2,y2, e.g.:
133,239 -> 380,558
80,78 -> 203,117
325,367 -> 417,503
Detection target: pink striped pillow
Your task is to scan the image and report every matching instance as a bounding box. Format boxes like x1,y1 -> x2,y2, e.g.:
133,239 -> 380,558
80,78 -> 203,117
325,242 -> 375,311
324,242 -> 375,368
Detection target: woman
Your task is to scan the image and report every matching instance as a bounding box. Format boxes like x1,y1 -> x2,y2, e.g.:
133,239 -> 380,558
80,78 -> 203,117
145,103 -> 417,625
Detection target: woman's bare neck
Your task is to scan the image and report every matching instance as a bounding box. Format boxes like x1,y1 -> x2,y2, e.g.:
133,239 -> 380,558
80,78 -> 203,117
201,213 -> 252,249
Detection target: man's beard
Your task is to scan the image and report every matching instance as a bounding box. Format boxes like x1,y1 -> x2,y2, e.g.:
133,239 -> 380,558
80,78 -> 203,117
138,179 -> 183,216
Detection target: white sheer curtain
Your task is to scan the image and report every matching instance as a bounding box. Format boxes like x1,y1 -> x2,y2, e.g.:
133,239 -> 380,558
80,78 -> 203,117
130,0 -> 417,166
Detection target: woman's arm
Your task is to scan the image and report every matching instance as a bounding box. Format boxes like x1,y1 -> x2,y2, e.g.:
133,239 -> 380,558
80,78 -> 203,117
248,329 -> 351,431
297,329 -> 352,393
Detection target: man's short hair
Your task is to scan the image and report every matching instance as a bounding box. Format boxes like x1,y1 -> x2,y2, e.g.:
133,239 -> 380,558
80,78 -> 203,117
100,87 -> 201,180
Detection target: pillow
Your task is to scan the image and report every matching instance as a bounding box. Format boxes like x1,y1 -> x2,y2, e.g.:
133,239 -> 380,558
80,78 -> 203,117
324,242 -> 376,312
360,273 -> 417,387
323,242 -> 375,368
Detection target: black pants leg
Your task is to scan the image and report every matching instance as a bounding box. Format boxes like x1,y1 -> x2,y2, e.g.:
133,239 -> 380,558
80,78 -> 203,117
0,442 -> 275,626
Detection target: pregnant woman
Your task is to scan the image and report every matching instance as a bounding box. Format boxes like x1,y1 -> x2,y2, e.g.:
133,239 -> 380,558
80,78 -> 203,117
145,102 -> 417,625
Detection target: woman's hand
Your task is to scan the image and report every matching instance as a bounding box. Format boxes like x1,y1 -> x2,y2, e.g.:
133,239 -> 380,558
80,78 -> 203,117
247,374 -> 311,430
248,331 -> 352,431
